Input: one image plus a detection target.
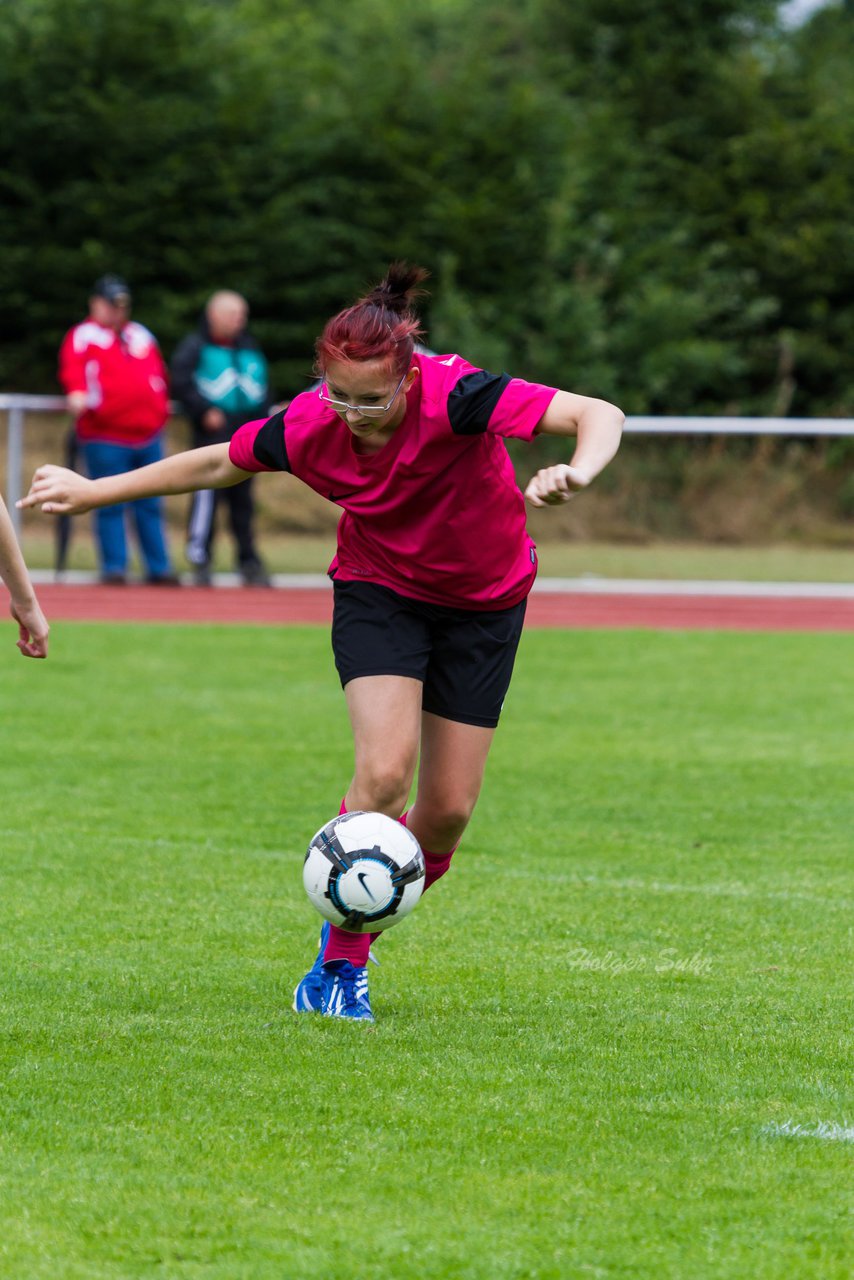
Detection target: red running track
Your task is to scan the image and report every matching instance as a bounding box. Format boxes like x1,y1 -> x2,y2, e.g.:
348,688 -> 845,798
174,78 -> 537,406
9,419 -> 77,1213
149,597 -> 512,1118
29,583 -> 854,631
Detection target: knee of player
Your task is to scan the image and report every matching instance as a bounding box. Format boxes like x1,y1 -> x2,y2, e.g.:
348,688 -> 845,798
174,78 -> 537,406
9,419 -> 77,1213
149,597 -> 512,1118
356,761 -> 413,815
420,795 -> 476,843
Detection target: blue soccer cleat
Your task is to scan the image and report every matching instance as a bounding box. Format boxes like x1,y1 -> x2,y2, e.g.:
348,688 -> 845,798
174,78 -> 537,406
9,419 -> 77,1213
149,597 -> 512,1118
319,959 -> 374,1022
293,922 -> 330,1012
293,923 -> 378,1016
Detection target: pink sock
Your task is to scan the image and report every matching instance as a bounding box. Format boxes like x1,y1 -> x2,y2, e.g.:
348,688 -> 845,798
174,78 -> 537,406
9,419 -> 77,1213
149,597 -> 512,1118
363,845 -> 454,946
422,848 -> 455,889
399,810 -> 458,890
323,923 -> 372,967
326,803 -> 456,955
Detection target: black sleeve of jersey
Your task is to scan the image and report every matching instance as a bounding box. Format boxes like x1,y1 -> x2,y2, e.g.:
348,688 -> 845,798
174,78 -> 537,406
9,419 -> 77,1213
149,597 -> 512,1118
251,409 -> 290,472
447,370 -> 513,435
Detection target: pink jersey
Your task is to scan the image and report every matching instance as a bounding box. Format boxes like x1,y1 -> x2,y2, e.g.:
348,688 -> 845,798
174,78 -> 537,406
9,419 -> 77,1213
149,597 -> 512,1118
229,352 -> 558,609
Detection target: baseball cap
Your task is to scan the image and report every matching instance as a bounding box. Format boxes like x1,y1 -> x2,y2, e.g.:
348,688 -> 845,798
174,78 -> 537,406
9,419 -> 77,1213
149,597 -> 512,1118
92,274 -> 132,305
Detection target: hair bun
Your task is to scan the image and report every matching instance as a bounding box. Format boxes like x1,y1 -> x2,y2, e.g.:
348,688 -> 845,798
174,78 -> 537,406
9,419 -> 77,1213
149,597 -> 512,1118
315,262 -> 428,374
367,261 -> 430,315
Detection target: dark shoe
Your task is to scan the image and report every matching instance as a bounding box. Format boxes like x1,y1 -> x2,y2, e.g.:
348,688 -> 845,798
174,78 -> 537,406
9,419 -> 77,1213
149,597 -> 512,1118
100,573 -> 127,585
240,561 -> 272,588
145,573 -> 182,587
192,565 -> 213,587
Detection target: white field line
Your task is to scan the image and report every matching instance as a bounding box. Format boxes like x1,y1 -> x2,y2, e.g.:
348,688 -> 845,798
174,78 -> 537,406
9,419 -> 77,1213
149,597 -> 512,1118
3,831 -> 849,909
0,828 -> 290,857
762,1120 -> 854,1144
487,868 -> 852,910
573,872 -> 853,910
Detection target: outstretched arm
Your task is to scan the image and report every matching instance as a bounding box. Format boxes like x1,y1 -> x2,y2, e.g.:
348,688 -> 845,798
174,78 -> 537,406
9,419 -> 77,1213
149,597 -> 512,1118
17,444 -> 251,516
525,391 -> 624,508
0,496 -> 49,657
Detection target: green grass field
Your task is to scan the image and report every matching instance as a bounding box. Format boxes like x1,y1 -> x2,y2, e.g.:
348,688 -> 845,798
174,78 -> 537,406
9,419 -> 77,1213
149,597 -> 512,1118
2,622 -> 852,1279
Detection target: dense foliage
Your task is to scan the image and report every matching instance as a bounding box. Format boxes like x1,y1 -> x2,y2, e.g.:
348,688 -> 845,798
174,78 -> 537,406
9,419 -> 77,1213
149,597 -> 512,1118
1,0 -> 852,416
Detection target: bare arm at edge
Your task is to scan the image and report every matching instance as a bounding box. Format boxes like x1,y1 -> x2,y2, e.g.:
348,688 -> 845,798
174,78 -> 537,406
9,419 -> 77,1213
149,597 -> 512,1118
0,495 -> 49,657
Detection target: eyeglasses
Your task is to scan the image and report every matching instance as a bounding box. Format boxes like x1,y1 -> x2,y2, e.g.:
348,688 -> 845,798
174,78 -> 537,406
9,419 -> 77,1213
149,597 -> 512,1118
319,370 -> 408,418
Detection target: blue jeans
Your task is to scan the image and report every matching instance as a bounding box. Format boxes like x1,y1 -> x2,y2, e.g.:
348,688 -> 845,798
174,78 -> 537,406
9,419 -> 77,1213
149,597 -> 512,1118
81,437 -> 173,579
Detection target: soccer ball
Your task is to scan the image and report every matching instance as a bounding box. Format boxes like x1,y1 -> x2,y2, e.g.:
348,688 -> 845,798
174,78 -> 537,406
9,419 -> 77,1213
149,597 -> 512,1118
303,811 -> 425,934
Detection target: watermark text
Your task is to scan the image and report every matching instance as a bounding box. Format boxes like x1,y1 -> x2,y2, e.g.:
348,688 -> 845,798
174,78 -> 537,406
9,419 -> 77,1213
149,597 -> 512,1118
566,945 -> 713,977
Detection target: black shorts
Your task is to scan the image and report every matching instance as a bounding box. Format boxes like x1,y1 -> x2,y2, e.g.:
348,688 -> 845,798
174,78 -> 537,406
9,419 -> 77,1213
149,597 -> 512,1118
331,580 -> 528,729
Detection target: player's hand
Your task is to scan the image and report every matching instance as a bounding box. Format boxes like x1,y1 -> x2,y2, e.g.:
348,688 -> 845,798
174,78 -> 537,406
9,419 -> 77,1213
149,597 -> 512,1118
11,598 -> 49,658
524,464 -> 591,508
17,465 -> 95,516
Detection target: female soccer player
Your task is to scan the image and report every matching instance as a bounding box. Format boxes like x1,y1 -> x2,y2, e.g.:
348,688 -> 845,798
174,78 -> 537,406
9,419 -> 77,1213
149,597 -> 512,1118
0,494 -> 49,657
19,264 -> 623,1019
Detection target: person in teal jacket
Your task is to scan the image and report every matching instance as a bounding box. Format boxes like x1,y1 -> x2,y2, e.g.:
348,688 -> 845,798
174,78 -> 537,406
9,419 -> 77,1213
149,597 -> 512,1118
171,291 -> 274,586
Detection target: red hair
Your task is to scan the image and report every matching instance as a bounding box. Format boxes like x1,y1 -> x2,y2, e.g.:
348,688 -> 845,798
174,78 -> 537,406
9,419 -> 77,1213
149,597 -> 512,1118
315,262 -> 429,377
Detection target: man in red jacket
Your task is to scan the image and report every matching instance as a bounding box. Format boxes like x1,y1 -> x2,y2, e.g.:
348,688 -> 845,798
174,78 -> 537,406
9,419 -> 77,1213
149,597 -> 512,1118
58,275 -> 178,584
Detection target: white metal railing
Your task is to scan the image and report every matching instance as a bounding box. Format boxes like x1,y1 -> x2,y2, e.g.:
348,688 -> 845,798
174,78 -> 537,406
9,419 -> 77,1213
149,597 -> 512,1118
622,416 -> 854,437
2,395 -> 67,534
3,392 -> 853,537
1,394 -> 181,537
